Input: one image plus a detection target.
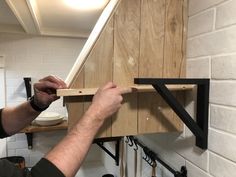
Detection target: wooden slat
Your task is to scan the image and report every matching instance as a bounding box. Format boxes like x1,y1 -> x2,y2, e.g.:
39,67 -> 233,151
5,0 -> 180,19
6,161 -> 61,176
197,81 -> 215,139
67,71 -> 84,130
83,17 -> 115,138
163,0 -> 185,78
112,0 -> 141,136
138,0 -> 166,134
20,120 -> 68,133
58,85 -> 194,97
160,0 -> 187,132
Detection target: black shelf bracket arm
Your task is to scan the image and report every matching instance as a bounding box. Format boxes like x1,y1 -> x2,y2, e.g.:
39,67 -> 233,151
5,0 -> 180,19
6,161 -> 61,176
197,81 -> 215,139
134,78 -> 210,150
94,137 -> 121,166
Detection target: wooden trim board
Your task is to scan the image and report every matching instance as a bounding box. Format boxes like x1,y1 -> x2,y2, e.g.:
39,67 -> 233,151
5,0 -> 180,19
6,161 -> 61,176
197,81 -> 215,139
57,85 -> 194,97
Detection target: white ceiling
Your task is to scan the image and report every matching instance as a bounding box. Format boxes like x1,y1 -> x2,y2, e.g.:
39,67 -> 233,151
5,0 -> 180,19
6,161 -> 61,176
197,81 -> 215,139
0,0 -> 109,38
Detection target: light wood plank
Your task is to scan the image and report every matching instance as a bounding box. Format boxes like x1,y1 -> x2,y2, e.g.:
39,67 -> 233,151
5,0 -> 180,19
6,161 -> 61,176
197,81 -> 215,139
58,85 -> 194,97
138,0 -> 166,134
20,120 -> 68,133
83,18 -> 115,138
66,71 -> 84,130
163,0 -> 186,78
112,0 -> 141,136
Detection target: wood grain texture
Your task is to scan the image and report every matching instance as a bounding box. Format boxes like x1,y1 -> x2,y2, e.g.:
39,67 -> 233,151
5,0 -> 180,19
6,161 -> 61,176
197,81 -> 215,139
138,0 -> 166,134
58,85 -> 194,96
163,0 -> 186,78
83,18 -> 115,138
20,120 -> 68,133
112,0 -> 141,136
67,70 -> 84,131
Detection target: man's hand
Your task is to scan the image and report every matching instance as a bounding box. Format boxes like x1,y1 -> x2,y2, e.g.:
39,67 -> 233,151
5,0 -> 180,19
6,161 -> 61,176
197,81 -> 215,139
87,82 -> 126,121
33,75 -> 67,109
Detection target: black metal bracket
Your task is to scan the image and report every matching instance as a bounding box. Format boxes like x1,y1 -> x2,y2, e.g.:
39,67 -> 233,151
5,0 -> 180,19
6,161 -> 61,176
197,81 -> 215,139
93,137 -> 121,166
134,78 -> 210,150
129,136 -> 187,177
26,133 -> 33,149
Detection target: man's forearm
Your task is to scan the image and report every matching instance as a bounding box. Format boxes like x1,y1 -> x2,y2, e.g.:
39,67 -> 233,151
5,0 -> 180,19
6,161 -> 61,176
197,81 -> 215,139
2,101 -> 40,135
45,108 -> 104,177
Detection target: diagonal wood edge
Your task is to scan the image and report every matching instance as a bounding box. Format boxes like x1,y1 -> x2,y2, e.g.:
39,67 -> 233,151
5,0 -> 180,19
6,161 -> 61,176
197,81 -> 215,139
65,0 -> 121,87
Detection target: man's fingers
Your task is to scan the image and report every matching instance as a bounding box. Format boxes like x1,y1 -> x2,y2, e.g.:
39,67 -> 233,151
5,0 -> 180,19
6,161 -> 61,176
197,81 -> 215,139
102,82 -> 117,90
34,81 -> 60,91
119,87 -> 133,94
39,75 -> 67,88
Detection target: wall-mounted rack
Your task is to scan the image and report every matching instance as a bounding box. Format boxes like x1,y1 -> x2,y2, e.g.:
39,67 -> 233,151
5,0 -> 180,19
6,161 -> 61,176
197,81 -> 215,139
128,136 -> 187,177
134,78 -> 210,150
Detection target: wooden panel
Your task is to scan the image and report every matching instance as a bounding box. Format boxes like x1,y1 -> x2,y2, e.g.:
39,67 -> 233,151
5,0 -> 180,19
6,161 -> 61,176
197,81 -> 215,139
163,0 -> 186,78
67,70 -> 84,130
112,0 -> 140,136
83,18 -> 114,138
138,0 -> 166,134
161,0 -> 187,132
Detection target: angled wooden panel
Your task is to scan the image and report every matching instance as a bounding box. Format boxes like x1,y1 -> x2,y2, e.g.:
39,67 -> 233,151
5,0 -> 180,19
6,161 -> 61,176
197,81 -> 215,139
112,0 -> 140,136
138,0 -> 166,134
83,18 -> 114,138
163,0 -> 186,78
65,0 -> 120,86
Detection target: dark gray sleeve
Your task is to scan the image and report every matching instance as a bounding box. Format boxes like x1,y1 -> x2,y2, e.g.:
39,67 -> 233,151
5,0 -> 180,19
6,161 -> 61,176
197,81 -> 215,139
0,158 -> 65,177
0,109 -> 10,139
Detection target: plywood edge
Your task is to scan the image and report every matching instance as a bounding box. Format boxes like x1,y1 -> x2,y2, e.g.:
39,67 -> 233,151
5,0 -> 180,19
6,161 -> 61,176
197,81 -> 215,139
57,85 -> 194,97
65,0 -> 121,87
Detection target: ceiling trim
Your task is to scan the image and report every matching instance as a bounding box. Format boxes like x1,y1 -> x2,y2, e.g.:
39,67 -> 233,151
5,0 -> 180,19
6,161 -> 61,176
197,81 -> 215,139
6,0 -> 38,34
26,0 -> 41,34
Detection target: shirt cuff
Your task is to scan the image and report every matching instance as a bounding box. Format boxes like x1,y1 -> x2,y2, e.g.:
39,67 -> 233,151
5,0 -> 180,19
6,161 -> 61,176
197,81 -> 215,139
31,158 -> 65,177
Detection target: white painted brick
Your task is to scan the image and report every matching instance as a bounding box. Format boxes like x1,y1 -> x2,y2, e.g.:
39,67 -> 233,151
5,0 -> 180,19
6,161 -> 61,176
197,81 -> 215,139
7,135 -> 16,142
15,133 -> 27,141
7,149 -> 16,157
210,104 -> 236,134
209,152 -> 236,177
216,0 -> 236,29
188,10 -> 214,37
187,26 -> 236,58
212,54 -> 236,79
187,57 -> 211,78
30,155 -> 43,167
16,149 -> 31,156
209,129 -> 236,163
186,161 -> 211,177
173,137 -> 209,171
189,0 -> 225,16
210,81 -> 236,106
7,141 -> 28,150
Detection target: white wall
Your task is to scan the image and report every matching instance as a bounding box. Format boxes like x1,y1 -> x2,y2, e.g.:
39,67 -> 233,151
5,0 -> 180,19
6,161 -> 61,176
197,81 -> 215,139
104,0 -> 236,176
0,33 -> 108,176
0,55 -> 6,157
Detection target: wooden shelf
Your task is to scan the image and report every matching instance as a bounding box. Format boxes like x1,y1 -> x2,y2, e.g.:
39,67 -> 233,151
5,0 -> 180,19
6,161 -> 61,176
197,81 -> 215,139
57,85 -> 194,97
20,120 -> 68,133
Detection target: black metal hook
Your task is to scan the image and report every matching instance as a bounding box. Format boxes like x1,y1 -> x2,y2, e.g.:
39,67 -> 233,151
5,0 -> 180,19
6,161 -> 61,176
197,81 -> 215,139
133,140 -> 138,151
